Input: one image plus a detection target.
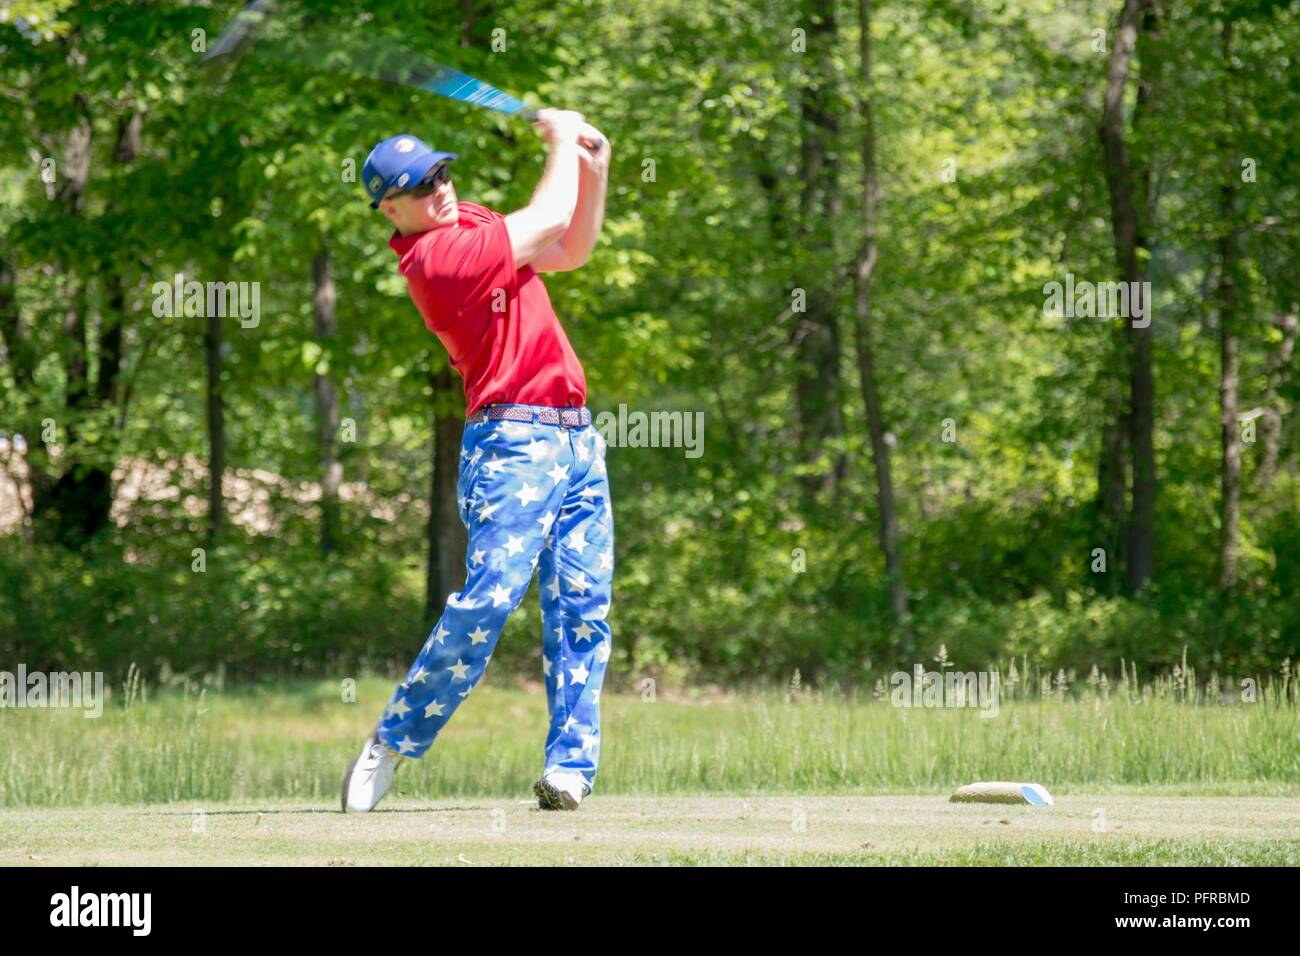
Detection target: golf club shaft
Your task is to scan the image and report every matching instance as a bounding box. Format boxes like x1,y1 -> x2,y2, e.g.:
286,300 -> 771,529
205,3 -> 601,151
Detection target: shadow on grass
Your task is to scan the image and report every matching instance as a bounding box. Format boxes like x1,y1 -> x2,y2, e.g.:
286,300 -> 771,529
130,805 -> 508,816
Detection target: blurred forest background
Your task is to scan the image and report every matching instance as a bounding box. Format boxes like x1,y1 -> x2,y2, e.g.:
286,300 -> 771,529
1,0 -> 1297,690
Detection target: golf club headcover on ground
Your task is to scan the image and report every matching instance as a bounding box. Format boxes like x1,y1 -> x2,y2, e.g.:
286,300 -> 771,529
949,782 -> 1054,806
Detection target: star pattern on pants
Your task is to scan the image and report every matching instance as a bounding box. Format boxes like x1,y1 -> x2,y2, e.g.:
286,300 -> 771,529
375,411 -> 614,794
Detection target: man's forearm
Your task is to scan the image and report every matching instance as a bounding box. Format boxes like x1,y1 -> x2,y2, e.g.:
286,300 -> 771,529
555,164 -> 608,265
506,110 -> 588,267
528,139 -> 582,230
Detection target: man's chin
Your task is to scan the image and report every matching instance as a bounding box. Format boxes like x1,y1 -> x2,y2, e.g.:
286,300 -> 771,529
417,204 -> 456,232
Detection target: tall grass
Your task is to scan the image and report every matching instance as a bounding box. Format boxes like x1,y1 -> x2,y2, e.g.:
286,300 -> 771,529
0,659 -> 1295,807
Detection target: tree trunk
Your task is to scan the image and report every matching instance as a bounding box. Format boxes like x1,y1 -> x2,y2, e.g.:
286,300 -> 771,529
313,248 -> 342,554
54,94 -> 93,431
97,111 -> 141,409
1217,240 -> 1239,590
1095,358 -> 1128,593
54,94 -> 93,216
1255,310 -> 1298,490
426,365 -> 468,621
0,254 -> 32,388
34,93 -> 113,547
205,298 -> 225,543
0,252 -> 34,540
854,0 -> 908,621
1216,18 -> 1241,591
793,0 -> 846,503
1098,0 -> 1157,595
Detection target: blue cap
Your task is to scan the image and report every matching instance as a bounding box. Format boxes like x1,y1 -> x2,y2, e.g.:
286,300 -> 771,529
362,134 -> 457,208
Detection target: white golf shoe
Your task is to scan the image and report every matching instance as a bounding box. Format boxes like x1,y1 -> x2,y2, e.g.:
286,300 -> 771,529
341,733 -> 405,813
533,771 -> 592,810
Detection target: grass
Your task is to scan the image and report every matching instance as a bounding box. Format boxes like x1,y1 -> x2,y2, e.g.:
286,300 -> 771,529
1,669 -> 1296,807
2,671 -> 1295,864
2,797 -> 1296,866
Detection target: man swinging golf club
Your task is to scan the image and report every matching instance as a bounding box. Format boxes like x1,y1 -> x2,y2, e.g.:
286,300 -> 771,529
341,109 -> 613,812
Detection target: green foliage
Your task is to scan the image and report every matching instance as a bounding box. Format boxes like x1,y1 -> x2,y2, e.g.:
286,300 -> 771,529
0,535 -> 425,679
1,0 -> 1299,683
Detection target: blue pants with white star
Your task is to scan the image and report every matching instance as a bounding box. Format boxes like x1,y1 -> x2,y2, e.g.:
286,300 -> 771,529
376,403 -> 614,794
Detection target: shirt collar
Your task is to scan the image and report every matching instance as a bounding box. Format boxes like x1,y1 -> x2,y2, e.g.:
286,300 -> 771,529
388,228 -> 420,255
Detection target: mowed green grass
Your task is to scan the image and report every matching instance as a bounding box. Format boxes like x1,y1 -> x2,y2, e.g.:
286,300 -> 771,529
2,797 -> 1297,866
1,677 -> 1296,864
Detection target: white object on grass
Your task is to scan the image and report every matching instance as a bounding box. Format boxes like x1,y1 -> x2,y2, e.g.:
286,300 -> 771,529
949,782 -> 1054,806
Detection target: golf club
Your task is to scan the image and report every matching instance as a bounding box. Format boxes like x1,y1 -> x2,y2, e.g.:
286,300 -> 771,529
202,0 -> 601,150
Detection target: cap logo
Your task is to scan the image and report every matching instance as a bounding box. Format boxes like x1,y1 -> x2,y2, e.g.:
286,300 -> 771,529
396,173 -> 410,188
394,138 -> 415,153
368,175 -> 382,193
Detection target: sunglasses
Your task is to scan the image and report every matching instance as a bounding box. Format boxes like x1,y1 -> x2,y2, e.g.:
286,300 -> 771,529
384,164 -> 452,201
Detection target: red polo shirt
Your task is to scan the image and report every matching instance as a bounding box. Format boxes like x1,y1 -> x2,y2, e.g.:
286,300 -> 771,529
388,201 -> 587,417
